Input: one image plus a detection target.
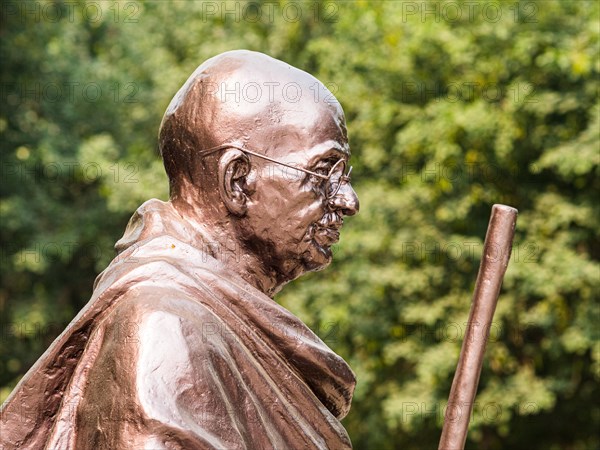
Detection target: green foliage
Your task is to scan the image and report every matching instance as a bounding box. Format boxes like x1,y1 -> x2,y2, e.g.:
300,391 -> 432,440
1,1 -> 598,448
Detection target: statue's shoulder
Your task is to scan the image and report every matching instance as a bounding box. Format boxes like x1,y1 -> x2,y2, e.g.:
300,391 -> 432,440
91,237 -> 245,365
99,279 -> 223,351
104,279 -> 209,321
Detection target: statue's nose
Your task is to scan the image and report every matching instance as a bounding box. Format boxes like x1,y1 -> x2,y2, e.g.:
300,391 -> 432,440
329,183 -> 359,216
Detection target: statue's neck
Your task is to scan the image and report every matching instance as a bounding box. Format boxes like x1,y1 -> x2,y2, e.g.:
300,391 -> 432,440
170,199 -> 284,298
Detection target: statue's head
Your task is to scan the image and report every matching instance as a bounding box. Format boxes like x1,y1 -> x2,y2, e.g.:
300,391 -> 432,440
158,50 -> 359,289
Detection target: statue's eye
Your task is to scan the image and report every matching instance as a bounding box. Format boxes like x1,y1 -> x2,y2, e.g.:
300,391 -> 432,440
313,167 -> 329,176
313,158 -> 338,177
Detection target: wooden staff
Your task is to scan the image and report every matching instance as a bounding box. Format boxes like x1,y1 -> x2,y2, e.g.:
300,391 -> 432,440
438,204 -> 518,450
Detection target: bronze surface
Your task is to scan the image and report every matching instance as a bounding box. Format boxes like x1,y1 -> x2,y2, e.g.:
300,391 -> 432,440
438,204 -> 518,450
1,50 -> 359,449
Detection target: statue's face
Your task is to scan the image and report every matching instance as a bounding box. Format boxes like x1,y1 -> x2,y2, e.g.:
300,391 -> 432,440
163,50 -> 359,288
240,107 -> 359,281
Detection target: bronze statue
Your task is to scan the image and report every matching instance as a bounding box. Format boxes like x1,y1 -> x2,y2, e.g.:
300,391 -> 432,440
1,50 -> 359,449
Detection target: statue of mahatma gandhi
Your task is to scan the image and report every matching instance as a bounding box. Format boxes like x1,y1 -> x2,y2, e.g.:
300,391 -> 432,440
1,50 -> 359,449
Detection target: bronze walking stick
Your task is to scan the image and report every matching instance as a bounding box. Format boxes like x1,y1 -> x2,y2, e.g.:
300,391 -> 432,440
438,204 -> 518,450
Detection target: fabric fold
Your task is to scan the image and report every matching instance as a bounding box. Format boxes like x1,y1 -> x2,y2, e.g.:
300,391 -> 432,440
1,199 -> 355,450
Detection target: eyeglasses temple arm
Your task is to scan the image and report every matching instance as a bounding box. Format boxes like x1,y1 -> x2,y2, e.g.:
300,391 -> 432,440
215,145 -> 330,180
201,144 -> 340,181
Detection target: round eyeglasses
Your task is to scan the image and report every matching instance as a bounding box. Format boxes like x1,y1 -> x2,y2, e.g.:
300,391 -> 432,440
201,144 -> 353,200
324,158 -> 353,199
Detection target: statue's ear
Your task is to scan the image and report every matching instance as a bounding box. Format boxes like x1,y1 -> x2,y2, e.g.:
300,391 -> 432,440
218,149 -> 251,216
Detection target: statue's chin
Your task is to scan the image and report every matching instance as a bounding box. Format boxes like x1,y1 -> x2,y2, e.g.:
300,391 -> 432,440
271,229 -> 337,283
301,240 -> 334,273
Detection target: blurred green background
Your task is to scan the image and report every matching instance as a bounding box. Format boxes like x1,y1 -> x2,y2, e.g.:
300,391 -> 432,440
1,1 -> 598,448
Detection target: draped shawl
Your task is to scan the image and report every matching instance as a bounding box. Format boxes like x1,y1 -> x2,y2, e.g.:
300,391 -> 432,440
1,199 -> 355,449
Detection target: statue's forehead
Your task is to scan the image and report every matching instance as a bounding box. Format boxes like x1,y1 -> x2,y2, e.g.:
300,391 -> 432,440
198,78 -> 342,124
164,50 -> 348,158
296,140 -> 350,163
194,82 -> 348,156
195,51 -> 344,121
245,112 -> 349,160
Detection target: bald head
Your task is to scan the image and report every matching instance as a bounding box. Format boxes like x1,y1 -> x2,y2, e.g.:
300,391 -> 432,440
159,50 -> 348,196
